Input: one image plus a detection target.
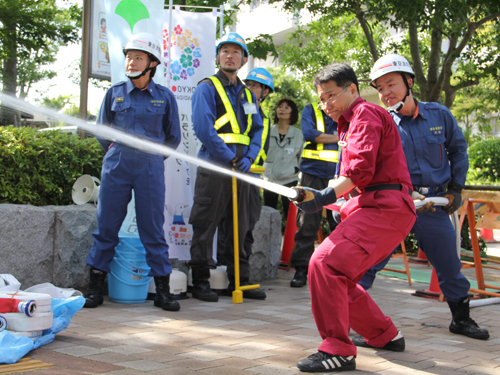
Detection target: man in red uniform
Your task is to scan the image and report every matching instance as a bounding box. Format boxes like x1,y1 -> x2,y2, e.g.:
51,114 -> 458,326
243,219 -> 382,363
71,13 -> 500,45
293,63 -> 417,372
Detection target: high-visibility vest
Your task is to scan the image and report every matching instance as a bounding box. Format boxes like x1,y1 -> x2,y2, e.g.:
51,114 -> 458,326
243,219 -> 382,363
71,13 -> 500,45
251,115 -> 270,172
208,76 -> 252,145
302,104 -> 338,163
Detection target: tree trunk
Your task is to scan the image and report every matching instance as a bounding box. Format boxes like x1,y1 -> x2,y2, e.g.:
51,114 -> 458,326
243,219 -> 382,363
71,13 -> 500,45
354,1 -> 378,62
0,21 -> 19,126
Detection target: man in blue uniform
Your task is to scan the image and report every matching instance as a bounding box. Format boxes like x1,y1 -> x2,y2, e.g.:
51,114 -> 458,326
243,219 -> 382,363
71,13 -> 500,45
215,68 -> 273,281
242,67 -> 273,273
356,54 -> 489,342
289,104 -> 339,287
85,33 -> 181,312
189,33 -> 265,302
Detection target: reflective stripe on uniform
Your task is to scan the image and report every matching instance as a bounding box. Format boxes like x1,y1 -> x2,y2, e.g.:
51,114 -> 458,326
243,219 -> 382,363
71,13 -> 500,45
302,103 -> 334,161
251,116 -> 269,171
302,149 -> 338,162
209,76 -> 252,145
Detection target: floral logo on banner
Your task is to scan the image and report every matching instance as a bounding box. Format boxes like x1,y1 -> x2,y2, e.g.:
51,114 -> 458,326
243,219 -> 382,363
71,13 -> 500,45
163,25 -> 202,82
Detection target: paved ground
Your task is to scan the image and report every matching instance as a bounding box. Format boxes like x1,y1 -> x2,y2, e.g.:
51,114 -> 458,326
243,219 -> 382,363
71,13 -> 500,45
8,261 -> 500,375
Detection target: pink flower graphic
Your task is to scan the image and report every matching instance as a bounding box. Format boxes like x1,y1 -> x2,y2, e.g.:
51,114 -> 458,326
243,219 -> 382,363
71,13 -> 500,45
174,25 -> 183,35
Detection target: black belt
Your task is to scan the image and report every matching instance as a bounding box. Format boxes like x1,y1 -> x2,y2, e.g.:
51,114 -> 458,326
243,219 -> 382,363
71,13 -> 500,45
365,184 -> 405,192
348,184 -> 409,199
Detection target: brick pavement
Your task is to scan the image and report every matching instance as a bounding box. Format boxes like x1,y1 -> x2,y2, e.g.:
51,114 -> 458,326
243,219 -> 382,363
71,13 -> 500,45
11,267 -> 500,375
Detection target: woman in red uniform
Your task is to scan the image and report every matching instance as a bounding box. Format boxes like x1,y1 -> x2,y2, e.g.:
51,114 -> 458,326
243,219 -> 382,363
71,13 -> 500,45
293,63 -> 416,372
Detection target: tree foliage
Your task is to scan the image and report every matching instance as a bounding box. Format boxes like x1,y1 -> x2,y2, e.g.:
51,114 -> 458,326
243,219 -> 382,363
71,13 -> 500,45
451,76 -> 500,143
278,13 -> 389,88
0,0 -> 81,125
467,137 -> 500,185
260,66 -> 315,126
268,0 -> 500,108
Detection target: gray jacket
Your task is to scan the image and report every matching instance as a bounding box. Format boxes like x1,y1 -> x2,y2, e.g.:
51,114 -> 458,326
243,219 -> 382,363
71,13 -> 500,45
263,125 -> 304,185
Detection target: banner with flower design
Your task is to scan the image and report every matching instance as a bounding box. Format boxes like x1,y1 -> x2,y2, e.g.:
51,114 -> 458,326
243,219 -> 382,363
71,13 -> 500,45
162,9 -> 217,260
104,0 -> 165,85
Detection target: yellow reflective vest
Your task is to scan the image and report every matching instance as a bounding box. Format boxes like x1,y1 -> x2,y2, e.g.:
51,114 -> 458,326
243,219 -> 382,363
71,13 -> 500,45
302,104 -> 338,163
251,115 -> 270,172
208,76 -> 252,145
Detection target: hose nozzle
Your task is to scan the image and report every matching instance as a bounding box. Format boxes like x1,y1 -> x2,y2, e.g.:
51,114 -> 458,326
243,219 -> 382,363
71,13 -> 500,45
17,300 -> 37,317
290,187 -> 306,202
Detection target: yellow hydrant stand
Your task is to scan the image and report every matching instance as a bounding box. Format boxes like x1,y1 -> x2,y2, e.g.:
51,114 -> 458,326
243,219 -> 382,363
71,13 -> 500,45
231,168 -> 264,303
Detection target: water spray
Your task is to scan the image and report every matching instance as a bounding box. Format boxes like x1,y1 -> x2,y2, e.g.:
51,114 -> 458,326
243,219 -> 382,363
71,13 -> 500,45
0,93 -> 299,200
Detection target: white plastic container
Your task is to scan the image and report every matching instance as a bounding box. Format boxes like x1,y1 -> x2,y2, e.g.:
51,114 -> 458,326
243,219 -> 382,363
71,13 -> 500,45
148,269 -> 188,299
187,266 -> 228,291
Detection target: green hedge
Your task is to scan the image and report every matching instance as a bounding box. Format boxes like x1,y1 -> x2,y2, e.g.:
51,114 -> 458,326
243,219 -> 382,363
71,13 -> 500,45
467,137 -> 500,185
0,126 -> 104,206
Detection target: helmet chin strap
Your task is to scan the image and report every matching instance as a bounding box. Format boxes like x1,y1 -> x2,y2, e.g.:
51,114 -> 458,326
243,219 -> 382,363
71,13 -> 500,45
388,73 -> 412,113
387,101 -> 405,113
126,55 -> 154,80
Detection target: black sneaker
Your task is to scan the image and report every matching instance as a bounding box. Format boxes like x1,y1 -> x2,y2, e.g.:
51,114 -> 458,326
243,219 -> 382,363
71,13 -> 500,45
297,351 -> 355,372
352,331 -> 405,352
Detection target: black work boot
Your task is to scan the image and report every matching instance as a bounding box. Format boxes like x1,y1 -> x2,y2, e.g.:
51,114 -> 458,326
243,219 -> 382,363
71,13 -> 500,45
290,267 -> 308,288
225,282 -> 267,300
191,268 -> 218,302
84,268 -> 107,308
153,275 -> 180,312
448,296 -> 490,340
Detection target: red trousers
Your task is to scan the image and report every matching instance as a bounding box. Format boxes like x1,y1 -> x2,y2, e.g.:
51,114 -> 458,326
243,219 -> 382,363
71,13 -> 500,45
309,190 -> 416,357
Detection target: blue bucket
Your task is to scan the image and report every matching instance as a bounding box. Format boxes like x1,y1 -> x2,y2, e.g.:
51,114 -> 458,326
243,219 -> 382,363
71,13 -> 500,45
108,238 -> 152,303
114,251 -> 149,269
116,238 -> 145,254
118,237 -> 145,252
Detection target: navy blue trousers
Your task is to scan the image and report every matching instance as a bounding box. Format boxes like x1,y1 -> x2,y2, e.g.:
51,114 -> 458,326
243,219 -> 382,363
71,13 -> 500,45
86,145 -> 172,277
359,208 -> 469,302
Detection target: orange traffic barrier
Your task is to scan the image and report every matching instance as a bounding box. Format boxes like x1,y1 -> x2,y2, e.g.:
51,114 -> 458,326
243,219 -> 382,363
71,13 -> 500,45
382,241 -> 412,286
280,201 -> 298,269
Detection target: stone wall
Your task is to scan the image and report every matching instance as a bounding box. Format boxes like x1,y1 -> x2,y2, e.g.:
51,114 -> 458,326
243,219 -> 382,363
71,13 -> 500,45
0,204 -> 97,292
0,203 -> 282,292
248,206 -> 282,282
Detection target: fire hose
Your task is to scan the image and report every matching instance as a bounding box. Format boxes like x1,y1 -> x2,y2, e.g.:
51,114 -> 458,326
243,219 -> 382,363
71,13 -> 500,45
0,295 -> 37,317
0,315 -> 6,332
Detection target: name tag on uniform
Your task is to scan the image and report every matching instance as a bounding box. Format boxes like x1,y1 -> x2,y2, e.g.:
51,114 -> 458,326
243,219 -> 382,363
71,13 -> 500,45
284,147 -> 294,155
243,102 -> 257,115
116,97 -> 124,102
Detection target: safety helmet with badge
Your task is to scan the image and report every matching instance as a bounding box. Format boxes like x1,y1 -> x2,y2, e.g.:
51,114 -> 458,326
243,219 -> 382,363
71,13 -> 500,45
370,54 -> 415,113
244,67 -> 274,101
123,32 -> 162,79
215,32 -> 249,67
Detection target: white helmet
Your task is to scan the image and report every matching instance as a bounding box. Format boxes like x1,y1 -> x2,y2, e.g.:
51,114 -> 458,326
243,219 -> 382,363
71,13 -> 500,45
123,32 -> 162,63
370,54 -> 414,87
